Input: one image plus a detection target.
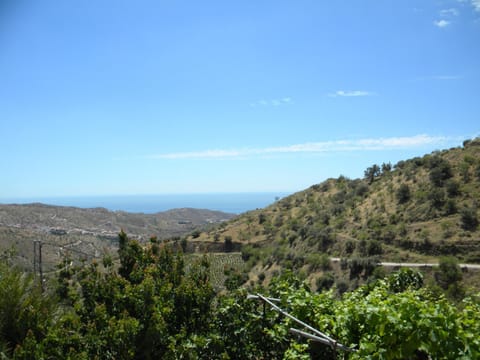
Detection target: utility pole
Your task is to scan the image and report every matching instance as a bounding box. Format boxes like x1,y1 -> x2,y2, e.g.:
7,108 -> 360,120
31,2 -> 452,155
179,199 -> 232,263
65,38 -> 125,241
33,240 -> 44,292
39,240 -> 44,293
33,240 -> 38,278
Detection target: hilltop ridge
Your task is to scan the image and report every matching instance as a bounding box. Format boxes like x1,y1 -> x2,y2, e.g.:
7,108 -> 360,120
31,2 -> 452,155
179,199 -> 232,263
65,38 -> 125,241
0,203 -> 235,270
187,138 -> 480,288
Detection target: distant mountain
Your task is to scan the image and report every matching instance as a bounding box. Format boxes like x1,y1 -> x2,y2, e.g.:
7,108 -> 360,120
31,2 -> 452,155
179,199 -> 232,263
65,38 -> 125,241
0,203 -> 235,271
188,138 -> 480,288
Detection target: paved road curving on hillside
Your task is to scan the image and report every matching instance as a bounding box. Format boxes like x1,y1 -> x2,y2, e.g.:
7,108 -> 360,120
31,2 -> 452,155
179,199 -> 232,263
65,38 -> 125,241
329,258 -> 480,270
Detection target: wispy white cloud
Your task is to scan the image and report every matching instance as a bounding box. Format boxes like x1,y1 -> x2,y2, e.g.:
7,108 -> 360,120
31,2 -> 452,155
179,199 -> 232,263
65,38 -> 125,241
472,0 -> 480,11
149,149 -> 243,159
456,1 -> 480,14
329,90 -> 375,97
147,135 -> 452,160
250,97 -> 292,107
413,74 -> 462,81
434,19 -> 451,27
440,8 -> 459,16
433,7 -> 458,28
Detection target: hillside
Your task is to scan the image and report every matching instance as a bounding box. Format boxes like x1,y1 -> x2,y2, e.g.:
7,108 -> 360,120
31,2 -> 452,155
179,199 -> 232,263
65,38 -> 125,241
0,203 -> 235,270
1,141 -> 479,358
188,138 -> 480,288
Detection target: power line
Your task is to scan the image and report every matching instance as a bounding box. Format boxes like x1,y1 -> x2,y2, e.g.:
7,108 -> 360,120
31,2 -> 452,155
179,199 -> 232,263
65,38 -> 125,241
32,238 -> 116,287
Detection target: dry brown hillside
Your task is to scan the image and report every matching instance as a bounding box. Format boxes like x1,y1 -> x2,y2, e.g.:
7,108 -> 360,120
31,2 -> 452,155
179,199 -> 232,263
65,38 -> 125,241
0,204 -> 235,271
187,138 -> 480,290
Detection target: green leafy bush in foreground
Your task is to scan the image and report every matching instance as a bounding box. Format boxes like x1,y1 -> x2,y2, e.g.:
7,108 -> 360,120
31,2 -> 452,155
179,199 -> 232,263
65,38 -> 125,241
7,232 -> 217,359
1,234 -> 479,359
215,270 -> 480,359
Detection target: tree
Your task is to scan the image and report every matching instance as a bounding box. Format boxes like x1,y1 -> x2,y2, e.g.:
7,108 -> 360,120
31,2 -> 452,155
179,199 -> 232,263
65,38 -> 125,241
396,184 -> 411,204
19,233 -> 217,359
444,199 -> 457,215
381,162 -> 392,174
5,252 -> 480,359
364,164 -> 381,184
366,240 -> 383,256
435,257 -> 462,289
355,182 -> 369,197
460,206 -> 478,231
0,262 -> 57,357
446,179 -> 460,197
316,272 -> 335,291
428,157 -> 453,186
387,268 -> 423,293
224,236 -> 233,252
428,187 -> 445,209
258,213 -> 267,224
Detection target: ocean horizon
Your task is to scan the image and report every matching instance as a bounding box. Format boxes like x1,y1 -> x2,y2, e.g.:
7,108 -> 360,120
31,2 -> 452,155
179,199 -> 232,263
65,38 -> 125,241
0,192 -> 292,215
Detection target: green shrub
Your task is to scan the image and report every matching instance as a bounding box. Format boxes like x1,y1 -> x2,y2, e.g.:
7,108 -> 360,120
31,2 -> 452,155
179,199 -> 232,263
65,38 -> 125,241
224,236 -> 233,252
445,180 -> 460,197
396,184 -> 411,204
428,158 -> 453,186
388,268 -> 423,293
344,240 -> 355,254
258,213 -> 267,224
306,253 -> 331,272
435,257 -> 462,285
316,272 -> 335,291
355,182 -> 370,197
428,187 -> 445,209
366,240 -> 383,256
444,199 -> 457,215
460,207 -> 478,231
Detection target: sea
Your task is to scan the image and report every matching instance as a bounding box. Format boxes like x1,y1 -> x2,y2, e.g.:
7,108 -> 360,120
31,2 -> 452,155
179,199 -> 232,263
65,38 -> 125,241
0,192 -> 292,215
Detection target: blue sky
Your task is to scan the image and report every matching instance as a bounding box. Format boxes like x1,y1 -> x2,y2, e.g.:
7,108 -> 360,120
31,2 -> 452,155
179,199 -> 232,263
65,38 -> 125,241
1,0 -> 479,198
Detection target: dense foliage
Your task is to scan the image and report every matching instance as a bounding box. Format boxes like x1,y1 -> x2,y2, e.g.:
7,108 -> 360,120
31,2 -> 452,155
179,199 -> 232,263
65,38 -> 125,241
4,232 -> 217,359
214,270 -> 480,359
1,234 -> 479,359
